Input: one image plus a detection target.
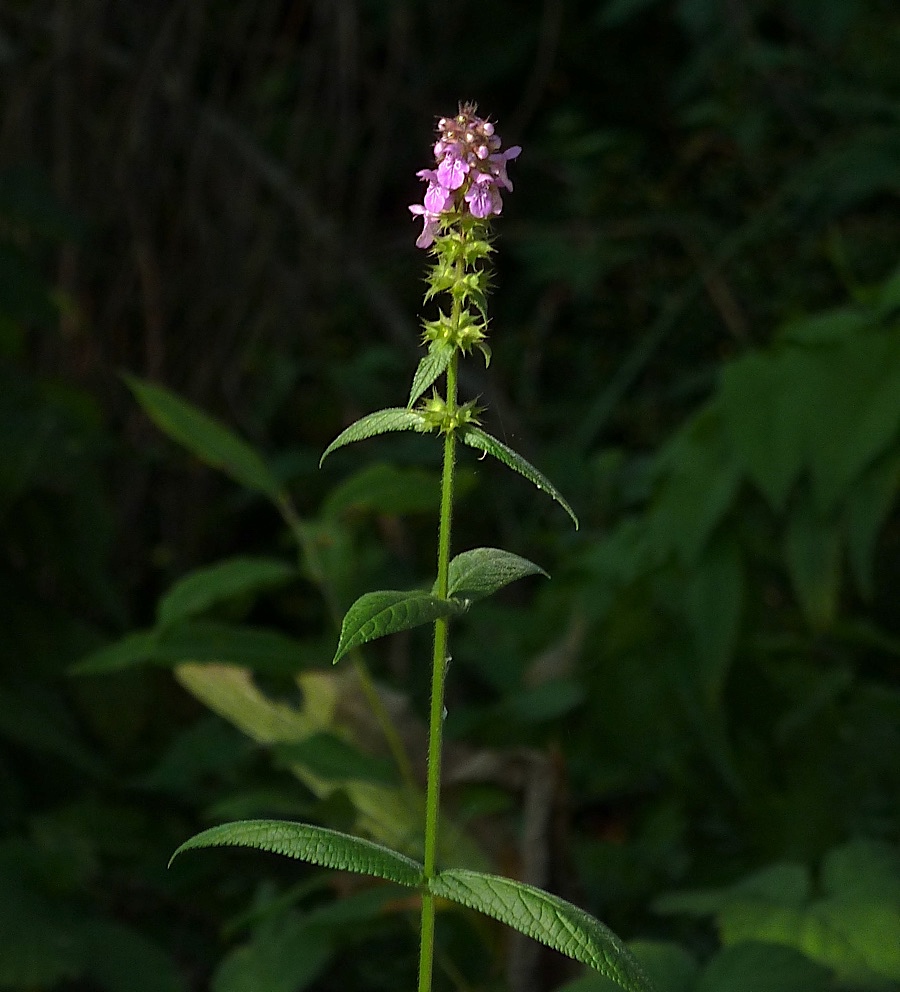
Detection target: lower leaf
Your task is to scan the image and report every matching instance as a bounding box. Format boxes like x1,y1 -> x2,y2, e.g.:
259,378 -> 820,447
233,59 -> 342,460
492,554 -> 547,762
429,869 -> 654,992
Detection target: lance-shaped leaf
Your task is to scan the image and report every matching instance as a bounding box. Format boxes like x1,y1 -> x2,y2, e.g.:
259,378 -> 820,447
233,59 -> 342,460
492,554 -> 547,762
442,547 -> 548,604
125,375 -> 283,500
157,557 -> 296,627
461,427 -> 579,530
333,590 -> 464,664
408,342 -> 454,408
320,408 -> 431,465
429,869 -> 654,992
170,819 -> 424,888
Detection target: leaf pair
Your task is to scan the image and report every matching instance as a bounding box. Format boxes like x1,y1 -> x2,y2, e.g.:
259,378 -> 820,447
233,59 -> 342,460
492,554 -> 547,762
320,406 -> 578,529
332,547 -> 549,664
170,820 -> 653,992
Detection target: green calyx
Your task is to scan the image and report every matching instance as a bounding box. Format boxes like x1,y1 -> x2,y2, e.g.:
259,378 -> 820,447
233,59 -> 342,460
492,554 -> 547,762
418,393 -> 484,434
422,310 -> 488,357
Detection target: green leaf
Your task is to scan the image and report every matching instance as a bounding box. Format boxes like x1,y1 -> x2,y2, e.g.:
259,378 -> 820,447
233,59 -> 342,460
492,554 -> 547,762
408,342 -> 454,408
170,819 -> 424,888
125,375 -> 283,500
844,448 -> 900,600
322,462 -> 442,518
783,498 -> 842,631
651,405 -> 741,565
319,408 -> 431,465
443,547 -> 548,604
273,733 -> 396,786
461,427 -> 579,529
597,0 -> 664,27
74,622 -> 308,676
428,869 -> 654,991
683,536 -> 744,706
213,911 -> 333,992
821,838 -> 900,903
79,919 -> 188,992
157,557 -> 296,627
628,941 -> 698,992
720,352 -> 808,512
333,590 -> 464,664
0,886 -> 82,986
696,941 -> 831,992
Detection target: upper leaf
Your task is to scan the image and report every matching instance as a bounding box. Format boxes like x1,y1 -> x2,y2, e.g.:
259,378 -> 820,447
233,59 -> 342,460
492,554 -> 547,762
333,590 -> 464,664
170,819 -> 424,888
157,557 -> 296,627
443,547 -> 548,604
460,427 -> 579,529
319,408 -> 431,465
429,869 -> 654,992
125,375 -> 283,501
408,342 -> 454,408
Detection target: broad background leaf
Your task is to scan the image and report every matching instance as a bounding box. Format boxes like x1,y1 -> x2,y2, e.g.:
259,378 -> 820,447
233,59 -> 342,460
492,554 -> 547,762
157,557 -> 296,627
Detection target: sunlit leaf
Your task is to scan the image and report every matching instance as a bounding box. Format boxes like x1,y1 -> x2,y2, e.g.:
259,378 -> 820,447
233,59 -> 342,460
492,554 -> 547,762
460,427 -> 579,529
408,342 -> 453,408
125,375 -> 283,500
443,547 -> 548,604
319,408 -> 431,465
333,590 -> 464,664
170,819 -> 424,888
429,869 -> 653,991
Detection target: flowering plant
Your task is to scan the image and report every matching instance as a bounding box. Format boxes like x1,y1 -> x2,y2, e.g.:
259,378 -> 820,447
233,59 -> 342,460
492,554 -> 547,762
168,104 -> 653,992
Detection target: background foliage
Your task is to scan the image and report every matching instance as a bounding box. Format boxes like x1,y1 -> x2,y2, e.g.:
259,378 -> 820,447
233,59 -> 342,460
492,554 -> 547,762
1,0 -> 899,990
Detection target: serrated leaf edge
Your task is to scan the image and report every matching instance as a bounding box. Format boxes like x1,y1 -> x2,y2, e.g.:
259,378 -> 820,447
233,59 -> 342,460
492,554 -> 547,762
429,869 -> 655,992
320,408 -> 431,466
169,819 -> 424,887
461,427 -> 579,530
333,590 -> 465,664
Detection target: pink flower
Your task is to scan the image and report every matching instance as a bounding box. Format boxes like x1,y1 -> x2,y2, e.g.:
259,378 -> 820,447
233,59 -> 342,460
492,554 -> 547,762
409,103 -> 520,246
409,203 -> 441,249
465,173 -> 502,219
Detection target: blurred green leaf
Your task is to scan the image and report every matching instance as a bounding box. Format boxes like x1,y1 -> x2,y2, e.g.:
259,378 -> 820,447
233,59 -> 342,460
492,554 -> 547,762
74,622 -> 308,675
695,941 -> 830,992
783,499 -> 842,631
322,462 -> 442,518
213,911 -> 333,992
126,375 -> 283,500
157,557 -> 296,627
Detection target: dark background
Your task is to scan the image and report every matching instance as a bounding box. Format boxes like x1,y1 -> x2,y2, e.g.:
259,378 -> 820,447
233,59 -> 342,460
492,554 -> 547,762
2,1 -> 900,990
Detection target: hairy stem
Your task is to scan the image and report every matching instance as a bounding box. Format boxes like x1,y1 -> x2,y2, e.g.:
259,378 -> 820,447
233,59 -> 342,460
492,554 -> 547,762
417,343 -> 459,992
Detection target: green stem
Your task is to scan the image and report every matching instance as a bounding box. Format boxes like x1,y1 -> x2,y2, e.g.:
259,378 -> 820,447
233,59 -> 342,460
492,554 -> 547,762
417,347 -> 459,992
